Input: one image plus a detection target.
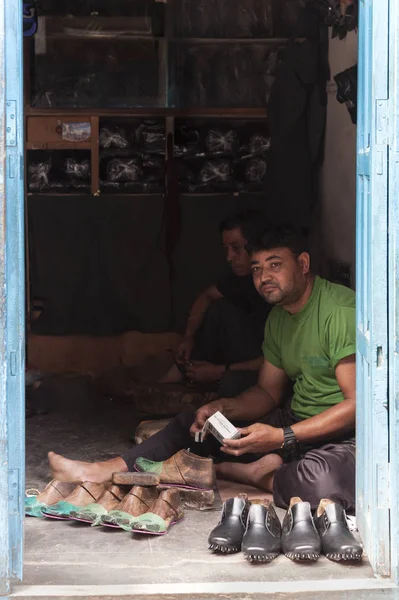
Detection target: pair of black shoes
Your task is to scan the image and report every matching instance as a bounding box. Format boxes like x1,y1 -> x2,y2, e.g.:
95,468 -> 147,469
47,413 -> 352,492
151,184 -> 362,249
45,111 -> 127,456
208,494 -> 363,564
208,494 -> 281,563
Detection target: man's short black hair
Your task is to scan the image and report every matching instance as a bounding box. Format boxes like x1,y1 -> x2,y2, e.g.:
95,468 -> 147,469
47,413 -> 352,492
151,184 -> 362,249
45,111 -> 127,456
247,224 -> 309,257
219,209 -> 268,245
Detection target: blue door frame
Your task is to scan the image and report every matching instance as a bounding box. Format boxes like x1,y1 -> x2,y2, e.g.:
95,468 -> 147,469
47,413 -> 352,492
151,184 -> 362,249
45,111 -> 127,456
0,0 -> 399,594
0,0 -> 25,596
387,0 -> 399,586
356,0 -> 390,577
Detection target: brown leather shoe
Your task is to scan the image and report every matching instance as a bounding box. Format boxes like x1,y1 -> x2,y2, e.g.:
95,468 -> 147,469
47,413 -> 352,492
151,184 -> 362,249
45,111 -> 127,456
132,488 -> 184,535
101,485 -> 158,531
42,482 -> 110,520
135,449 -> 215,490
70,484 -> 129,525
25,480 -> 80,518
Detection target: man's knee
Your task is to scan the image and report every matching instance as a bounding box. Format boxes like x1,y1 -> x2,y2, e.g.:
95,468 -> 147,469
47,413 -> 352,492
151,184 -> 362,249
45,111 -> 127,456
274,445 -> 356,511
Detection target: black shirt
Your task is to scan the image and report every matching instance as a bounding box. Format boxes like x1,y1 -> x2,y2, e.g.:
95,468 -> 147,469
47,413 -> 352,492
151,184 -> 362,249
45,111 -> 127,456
215,270 -> 271,344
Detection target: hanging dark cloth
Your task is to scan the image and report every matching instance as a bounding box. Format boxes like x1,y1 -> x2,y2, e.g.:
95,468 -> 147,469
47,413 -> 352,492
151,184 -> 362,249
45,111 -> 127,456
28,194 -> 170,335
266,8 -> 328,227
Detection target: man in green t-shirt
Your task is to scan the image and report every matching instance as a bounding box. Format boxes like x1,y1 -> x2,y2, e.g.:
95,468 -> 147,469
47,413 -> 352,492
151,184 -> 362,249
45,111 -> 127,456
47,226 -> 356,511
191,225 -> 356,510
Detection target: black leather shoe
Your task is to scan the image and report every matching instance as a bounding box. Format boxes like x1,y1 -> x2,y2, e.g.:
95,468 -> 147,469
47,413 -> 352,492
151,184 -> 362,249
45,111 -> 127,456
315,499 -> 363,561
208,494 -> 250,553
242,500 -> 282,563
281,497 -> 321,561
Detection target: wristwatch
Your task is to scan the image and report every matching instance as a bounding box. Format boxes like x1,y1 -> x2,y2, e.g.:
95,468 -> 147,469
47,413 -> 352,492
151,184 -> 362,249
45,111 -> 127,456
281,426 -> 299,461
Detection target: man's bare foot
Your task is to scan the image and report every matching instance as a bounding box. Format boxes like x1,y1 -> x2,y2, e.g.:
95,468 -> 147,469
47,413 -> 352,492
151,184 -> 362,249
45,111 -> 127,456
215,453 -> 283,492
48,451 -> 128,484
158,364 -> 184,384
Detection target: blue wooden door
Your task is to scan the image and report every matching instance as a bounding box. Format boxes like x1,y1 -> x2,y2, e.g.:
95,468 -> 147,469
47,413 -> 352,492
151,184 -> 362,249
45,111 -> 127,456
0,0 -> 25,595
387,0 -> 399,585
356,0 -> 390,577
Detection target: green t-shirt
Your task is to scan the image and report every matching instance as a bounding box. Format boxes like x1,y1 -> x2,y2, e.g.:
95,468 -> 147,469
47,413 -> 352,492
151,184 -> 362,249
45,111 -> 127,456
262,276 -> 356,419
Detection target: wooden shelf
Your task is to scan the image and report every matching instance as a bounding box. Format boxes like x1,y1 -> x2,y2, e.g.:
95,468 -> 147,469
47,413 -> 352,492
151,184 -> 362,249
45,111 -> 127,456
27,191 -> 91,196
171,37 -> 289,44
25,107 -> 268,117
26,142 -> 91,150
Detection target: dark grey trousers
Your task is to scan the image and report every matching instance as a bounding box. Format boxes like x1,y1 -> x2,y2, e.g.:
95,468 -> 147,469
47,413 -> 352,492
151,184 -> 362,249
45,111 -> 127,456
122,405 -> 356,512
190,298 -> 260,398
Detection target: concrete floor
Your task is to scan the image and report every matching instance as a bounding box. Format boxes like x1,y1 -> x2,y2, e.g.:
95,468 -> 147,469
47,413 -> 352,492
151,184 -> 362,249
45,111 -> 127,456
23,376 -> 384,595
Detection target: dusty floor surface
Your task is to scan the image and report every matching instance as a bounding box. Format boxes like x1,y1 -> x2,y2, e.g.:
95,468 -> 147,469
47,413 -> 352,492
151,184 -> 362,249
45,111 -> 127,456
24,376 -> 375,587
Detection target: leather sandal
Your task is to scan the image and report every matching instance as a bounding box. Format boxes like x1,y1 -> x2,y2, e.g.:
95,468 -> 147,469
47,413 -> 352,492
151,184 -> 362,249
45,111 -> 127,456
134,450 -> 215,491
100,485 -> 158,532
315,499 -> 363,561
25,480 -> 80,518
281,497 -> 321,561
42,482 -> 110,520
69,485 -> 129,526
131,488 -> 184,535
208,494 -> 250,554
242,499 -> 282,563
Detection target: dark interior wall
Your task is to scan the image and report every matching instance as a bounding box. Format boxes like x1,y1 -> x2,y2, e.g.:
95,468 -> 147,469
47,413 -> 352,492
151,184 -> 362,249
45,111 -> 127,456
28,192 -> 268,335
29,194 -> 170,334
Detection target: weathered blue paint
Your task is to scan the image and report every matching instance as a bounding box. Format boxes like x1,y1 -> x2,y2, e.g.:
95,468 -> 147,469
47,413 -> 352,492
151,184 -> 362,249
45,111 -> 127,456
388,0 -> 399,585
0,0 -> 25,595
356,0 -> 390,577
0,0 -> 397,593
0,2 -> 11,596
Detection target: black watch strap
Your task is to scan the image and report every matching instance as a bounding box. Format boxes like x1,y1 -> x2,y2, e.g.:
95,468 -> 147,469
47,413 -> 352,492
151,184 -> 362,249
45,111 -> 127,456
281,426 -> 298,449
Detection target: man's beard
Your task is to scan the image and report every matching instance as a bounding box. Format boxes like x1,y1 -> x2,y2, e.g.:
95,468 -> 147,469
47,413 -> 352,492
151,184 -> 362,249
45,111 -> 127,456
259,279 -> 301,306
260,286 -> 287,305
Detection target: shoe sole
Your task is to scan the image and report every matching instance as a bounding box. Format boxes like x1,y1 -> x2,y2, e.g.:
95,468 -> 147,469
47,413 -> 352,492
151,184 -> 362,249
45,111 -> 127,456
112,472 -> 160,487
133,466 -> 213,492
131,518 -> 183,536
101,522 -> 122,529
243,552 -> 280,563
41,513 -> 70,521
69,516 -> 94,524
285,552 -> 320,562
325,552 -> 363,562
208,543 -> 241,554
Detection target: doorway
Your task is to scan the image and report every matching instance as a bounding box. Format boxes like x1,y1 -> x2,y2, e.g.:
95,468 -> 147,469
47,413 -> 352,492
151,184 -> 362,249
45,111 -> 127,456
1,0 -> 398,595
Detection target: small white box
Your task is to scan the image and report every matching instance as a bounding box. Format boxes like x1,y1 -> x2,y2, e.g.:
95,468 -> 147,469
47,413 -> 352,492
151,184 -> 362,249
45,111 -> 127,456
202,411 -> 241,444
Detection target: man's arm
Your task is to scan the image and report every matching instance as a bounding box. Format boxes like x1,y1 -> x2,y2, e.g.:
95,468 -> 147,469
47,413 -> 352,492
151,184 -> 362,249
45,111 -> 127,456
185,356 -> 263,384
221,355 -> 356,456
190,359 -> 288,434
178,285 -> 222,360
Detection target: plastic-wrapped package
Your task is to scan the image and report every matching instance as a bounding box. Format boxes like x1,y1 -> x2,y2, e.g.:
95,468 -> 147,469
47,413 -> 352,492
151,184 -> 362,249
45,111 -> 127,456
334,64 -> 357,124
249,135 -> 271,155
99,127 -> 129,149
205,129 -> 238,153
142,155 -> 163,170
198,160 -> 232,185
177,44 -> 280,108
65,158 -> 90,180
217,45 -> 255,107
245,157 -> 267,183
174,126 -> 201,157
136,121 -> 165,154
176,0 -> 273,38
28,159 -> 52,191
107,158 -> 143,182
314,0 -> 358,39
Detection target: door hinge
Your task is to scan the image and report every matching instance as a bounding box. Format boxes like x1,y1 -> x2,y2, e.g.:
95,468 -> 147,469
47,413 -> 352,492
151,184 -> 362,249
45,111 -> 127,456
8,469 -> 20,515
5,100 -> 17,147
376,100 -> 388,146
